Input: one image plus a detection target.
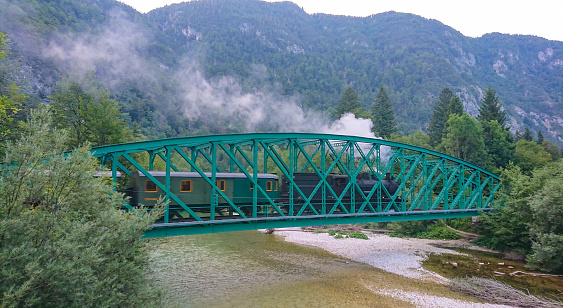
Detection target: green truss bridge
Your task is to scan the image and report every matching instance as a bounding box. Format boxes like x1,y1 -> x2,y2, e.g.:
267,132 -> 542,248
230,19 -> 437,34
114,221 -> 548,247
90,133 -> 501,238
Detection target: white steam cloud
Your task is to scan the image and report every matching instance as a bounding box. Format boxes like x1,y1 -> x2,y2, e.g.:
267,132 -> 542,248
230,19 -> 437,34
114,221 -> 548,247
42,9 -> 156,88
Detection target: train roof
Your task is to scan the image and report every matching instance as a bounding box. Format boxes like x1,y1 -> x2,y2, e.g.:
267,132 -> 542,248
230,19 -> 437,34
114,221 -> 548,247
130,170 -> 279,179
94,171 -> 122,177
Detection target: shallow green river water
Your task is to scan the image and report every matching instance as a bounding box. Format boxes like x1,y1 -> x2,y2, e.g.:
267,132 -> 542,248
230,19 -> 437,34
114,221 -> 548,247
146,231 -> 443,307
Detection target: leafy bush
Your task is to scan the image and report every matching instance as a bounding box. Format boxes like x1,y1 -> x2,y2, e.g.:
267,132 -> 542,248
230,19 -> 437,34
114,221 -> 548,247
388,220 -> 462,240
348,232 -> 369,240
387,219 -> 436,237
447,217 -> 475,233
0,107 -> 164,307
416,224 -> 463,240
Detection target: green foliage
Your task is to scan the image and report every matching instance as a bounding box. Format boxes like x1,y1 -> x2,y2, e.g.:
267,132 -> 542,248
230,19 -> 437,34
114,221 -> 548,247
449,95 -> 464,116
536,130 -> 544,145
428,88 -> 464,147
388,220 -> 461,240
416,224 -> 463,240
440,113 -> 488,167
447,217 -> 475,233
522,127 -> 534,142
477,164 -> 533,254
513,139 -> 551,174
481,120 -> 514,171
334,87 -> 365,119
0,33 -> 26,151
477,160 -> 563,273
390,130 -> 431,149
541,140 -> 560,161
387,219 -> 435,237
370,86 -> 397,138
347,232 -> 369,240
50,81 -> 132,148
526,160 -> 563,273
0,106 -> 164,306
477,87 -> 507,128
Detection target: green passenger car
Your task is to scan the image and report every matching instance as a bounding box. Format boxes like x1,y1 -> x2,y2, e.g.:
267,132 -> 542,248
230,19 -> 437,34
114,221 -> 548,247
128,171 -> 279,216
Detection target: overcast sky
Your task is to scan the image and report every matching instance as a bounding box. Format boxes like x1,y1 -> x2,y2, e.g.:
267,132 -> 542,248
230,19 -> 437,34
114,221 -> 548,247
118,0 -> 563,42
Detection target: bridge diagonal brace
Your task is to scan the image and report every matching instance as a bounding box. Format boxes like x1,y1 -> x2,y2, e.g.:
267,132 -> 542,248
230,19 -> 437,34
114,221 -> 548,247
299,141 -> 352,215
358,148 -> 403,213
384,153 -> 424,212
294,140 -> 354,215
218,143 -> 285,216
171,147 -> 248,219
260,142 -> 318,213
121,153 -> 203,221
430,164 -> 462,210
464,176 -> 490,210
481,180 -> 502,209
447,171 -> 478,210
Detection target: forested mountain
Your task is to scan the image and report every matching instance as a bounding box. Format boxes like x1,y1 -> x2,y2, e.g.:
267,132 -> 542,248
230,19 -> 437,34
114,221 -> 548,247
1,0 -> 562,144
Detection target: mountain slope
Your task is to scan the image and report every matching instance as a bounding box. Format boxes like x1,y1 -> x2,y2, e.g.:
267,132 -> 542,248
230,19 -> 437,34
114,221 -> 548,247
1,0 -> 562,144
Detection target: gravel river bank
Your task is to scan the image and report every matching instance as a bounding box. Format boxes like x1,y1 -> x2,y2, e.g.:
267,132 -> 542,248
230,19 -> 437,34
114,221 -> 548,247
274,228 -> 514,308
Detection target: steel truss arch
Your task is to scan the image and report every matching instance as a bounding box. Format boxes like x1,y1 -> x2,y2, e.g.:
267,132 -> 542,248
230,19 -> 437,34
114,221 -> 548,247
90,133 -> 502,237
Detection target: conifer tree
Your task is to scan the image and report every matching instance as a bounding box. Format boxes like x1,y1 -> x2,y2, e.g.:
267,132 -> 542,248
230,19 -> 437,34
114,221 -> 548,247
370,86 -> 397,138
537,130 -> 544,145
449,95 -> 464,116
514,130 -> 522,142
477,87 -> 506,128
428,88 -> 464,147
334,87 -> 362,119
522,127 -> 534,142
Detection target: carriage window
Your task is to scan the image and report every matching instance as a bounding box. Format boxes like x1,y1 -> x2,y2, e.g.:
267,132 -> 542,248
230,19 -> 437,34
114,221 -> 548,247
250,182 -> 254,190
274,180 -> 278,191
266,181 -> 273,191
216,180 -> 226,191
180,180 -> 192,192
145,180 -> 157,192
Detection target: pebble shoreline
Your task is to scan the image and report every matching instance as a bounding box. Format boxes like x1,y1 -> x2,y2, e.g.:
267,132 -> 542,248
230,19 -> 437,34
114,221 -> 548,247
274,229 -> 514,308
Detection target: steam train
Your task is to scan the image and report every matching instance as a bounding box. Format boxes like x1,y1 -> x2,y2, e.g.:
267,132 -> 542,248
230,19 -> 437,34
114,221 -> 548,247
124,171 -> 400,219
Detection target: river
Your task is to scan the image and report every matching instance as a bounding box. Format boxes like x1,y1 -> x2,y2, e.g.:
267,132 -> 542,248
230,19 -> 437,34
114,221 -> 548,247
147,230 -> 435,307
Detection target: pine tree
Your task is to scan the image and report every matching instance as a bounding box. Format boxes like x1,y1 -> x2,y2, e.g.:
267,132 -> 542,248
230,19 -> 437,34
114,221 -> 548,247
334,87 -> 362,119
428,88 -> 464,147
449,95 -> 464,116
514,130 -> 522,142
537,130 -> 544,145
370,86 -> 397,138
523,127 -> 534,141
477,87 -> 506,128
